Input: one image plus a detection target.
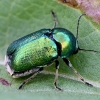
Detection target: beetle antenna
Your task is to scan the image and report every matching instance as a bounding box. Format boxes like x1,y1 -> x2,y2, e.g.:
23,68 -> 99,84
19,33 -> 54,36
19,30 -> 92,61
79,48 -> 100,53
77,14 -> 100,53
76,14 -> 86,40
51,10 -> 58,28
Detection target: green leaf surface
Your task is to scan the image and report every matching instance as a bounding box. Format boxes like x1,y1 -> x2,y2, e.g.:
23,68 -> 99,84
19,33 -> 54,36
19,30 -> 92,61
0,0 -> 100,99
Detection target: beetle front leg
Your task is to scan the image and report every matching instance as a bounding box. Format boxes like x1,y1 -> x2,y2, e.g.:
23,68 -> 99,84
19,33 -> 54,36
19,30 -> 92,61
19,67 -> 43,89
63,58 -> 93,87
54,60 -> 63,91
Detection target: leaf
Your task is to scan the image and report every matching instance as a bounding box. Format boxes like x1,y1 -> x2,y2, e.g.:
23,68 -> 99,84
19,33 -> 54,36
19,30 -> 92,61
0,78 -> 11,86
0,0 -> 100,100
77,0 -> 100,24
59,0 -> 100,24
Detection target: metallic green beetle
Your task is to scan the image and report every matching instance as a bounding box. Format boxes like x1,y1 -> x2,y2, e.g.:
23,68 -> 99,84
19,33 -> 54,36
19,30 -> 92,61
5,11 -> 98,90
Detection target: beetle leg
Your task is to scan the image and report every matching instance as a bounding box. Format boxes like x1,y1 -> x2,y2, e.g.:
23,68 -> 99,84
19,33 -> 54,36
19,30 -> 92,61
51,11 -> 58,28
63,58 -> 93,87
18,67 -> 43,89
54,60 -> 63,91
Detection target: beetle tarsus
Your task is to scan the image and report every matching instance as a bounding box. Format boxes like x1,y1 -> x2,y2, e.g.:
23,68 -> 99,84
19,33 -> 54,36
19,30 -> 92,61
53,60 -> 63,91
18,82 -> 25,89
63,58 -> 93,87
18,68 -> 43,89
54,81 -> 63,91
85,82 -> 93,87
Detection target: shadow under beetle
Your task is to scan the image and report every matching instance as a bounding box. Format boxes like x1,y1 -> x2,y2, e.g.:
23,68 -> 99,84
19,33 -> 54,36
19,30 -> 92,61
5,11 -> 100,91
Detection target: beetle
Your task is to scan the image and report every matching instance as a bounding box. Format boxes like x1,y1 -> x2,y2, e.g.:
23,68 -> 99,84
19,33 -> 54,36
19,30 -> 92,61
5,11 -> 99,91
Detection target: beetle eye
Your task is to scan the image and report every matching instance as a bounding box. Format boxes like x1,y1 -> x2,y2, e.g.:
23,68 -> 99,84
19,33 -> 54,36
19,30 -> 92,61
73,48 -> 79,54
